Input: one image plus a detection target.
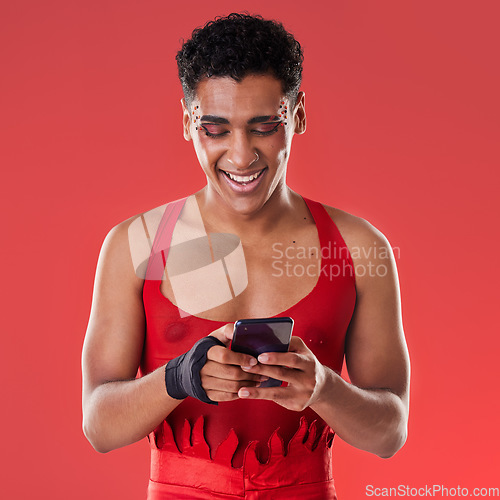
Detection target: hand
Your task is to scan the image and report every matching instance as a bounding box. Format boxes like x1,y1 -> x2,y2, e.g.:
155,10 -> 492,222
200,324 -> 269,402
236,336 -> 328,411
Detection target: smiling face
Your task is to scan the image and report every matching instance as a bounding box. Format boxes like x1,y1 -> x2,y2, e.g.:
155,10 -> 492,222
182,73 -> 306,217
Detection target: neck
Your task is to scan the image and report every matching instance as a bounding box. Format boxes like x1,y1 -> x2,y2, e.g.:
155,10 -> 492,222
195,182 -> 298,237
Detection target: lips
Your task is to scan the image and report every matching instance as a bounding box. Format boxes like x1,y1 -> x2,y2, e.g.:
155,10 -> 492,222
219,167 -> 267,193
220,168 -> 265,184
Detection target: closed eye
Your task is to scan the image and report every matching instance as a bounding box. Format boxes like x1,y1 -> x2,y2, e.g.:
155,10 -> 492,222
201,124 -> 229,138
253,122 -> 281,135
200,122 -> 282,138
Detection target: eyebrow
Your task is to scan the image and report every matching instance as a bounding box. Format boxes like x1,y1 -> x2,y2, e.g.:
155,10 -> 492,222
200,115 -> 281,124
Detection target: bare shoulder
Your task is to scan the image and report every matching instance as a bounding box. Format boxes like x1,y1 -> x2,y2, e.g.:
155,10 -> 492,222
111,194 -> 206,281
323,205 -> 389,250
321,204 -> 401,293
98,202 -> 170,285
125,201 -> 169,237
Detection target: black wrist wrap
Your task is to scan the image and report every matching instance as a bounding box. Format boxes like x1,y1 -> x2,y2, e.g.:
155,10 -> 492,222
165,336 -> 226,405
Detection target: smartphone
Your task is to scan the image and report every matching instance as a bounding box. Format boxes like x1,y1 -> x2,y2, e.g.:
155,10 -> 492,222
231,317 -> 294,387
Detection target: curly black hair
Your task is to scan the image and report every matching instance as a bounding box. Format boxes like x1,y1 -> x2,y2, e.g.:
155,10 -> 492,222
176,13 -> 303,106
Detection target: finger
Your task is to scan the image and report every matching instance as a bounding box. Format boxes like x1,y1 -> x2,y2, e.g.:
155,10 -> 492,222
238,386 -> 309,411
241,363 -> 299,384
202,360 -> 264,382
202,375 -> 262,393
237,385 -> 291,402
205,390 -> 240,402
289,336 -> 309,352
207,344 -> 258,369
208,323 -> 234,346
256,351 -> 308,370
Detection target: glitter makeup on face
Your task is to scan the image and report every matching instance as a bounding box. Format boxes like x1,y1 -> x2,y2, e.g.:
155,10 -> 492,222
279,101 -> 288,126
192,105 -> 200,130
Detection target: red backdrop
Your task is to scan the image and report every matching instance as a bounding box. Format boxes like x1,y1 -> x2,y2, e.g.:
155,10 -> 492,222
1,0 -> 499,498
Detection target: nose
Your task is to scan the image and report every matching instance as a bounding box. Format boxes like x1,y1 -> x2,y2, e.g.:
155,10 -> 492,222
226,131 -> 259,171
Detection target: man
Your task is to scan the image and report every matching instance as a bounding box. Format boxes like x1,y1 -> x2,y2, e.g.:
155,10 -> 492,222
82,13 -> 410,499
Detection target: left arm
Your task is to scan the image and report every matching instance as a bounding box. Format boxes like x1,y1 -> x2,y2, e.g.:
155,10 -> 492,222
238,218 -> 410,458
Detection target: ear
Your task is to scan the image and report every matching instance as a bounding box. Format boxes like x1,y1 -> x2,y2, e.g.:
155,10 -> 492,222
181,98 -> 192,141
293,91 -> 306,135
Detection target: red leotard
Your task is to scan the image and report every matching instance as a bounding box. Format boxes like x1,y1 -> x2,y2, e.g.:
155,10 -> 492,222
140,196 -> 356,499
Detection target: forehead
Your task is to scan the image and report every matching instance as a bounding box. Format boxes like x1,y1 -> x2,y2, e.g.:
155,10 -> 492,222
194,74 -> 285,117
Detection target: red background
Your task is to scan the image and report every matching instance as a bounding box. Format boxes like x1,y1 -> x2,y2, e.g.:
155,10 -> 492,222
1,0 -> 499,498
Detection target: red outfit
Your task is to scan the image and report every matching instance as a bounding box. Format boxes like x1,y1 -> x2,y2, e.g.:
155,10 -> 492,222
140,196 -> 356,499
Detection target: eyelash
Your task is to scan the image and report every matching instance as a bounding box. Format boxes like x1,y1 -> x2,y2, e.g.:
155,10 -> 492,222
201,123 -> 281,138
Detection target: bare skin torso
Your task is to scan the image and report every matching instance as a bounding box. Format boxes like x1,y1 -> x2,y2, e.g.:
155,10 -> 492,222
157,190 -> 325,321
83,181 -> 409,466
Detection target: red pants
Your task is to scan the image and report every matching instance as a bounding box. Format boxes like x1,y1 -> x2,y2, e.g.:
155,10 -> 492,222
147,417 -> 338,499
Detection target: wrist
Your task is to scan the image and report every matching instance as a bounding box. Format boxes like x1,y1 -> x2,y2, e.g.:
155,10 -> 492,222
310,366 -> 342,413
164,336 -> 225,405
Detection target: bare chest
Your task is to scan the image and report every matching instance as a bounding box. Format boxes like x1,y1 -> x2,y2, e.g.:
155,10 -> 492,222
160,228 -> 321,321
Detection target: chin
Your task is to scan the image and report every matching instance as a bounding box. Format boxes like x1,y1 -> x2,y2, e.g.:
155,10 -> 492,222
224,194 -> 269,216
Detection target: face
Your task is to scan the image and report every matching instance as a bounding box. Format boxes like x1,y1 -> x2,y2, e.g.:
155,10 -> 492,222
181,74 -> 306,216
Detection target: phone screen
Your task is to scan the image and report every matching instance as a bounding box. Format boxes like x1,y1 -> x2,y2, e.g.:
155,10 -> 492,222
231,317 -> 294,387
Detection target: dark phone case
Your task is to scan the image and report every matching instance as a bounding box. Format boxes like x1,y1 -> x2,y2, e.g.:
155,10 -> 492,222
231,317 -> 293,387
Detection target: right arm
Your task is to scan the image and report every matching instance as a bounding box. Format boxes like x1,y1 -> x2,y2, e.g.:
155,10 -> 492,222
81,219 -> 183,453
81,218 -> 262,453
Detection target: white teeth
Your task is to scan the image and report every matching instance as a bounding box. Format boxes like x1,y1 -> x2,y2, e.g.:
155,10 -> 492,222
225,169 -> 263,183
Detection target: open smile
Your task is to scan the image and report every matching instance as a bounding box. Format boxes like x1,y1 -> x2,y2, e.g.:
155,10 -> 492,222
218,167 -> 267,192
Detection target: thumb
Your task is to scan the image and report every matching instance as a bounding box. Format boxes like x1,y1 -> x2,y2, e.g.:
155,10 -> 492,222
289,335 -> 309,353
208,323 -> 234,346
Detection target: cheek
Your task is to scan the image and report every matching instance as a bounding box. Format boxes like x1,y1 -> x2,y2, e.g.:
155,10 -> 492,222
193,134 -> 220,160
265,132 -> 287,153
268,136 -> 289,161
